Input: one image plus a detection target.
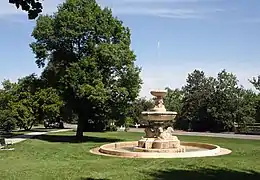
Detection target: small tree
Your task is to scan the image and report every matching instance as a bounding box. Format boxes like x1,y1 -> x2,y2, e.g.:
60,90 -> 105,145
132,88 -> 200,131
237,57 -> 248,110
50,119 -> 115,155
0,80 -> 17,132
0,109 -> 16,132
5,74 -> 64,130
10,98 -> 36,130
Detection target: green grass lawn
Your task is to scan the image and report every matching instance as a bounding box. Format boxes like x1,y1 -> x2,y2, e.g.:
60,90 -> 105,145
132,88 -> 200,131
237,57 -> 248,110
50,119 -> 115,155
0,131 -> 260,180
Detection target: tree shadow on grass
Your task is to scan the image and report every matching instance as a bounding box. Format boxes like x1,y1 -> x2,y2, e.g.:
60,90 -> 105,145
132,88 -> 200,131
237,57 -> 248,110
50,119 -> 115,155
79,178 -> 110,180
0,132 -> 27,138
29,128 -> 72,132
1,128 -> 56,138
149,166 -> 260,180
28,128 -> 57,132
33,134 -> 122,143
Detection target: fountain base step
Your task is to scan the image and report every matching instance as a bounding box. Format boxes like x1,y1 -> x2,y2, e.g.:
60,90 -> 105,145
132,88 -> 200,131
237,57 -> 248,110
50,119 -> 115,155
90,141 -> 232,158
133,145 -> 185,153
138,137 -> 182,149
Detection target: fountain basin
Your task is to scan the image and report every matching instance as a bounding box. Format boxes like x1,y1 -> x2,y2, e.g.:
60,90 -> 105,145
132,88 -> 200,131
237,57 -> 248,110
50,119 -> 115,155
141,111 -> 177,121
90,141 -> 232,158
137,138 -> 181,150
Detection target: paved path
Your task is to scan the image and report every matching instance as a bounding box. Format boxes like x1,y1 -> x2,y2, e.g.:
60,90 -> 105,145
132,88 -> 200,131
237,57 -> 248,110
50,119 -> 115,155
14,123 -> 259,141
128,128 -> 260,140
4,129 -> 72,145
63,124 -> 260,140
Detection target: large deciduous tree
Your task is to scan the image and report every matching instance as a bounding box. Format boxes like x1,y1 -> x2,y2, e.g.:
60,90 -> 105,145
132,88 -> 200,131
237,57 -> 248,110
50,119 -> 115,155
207,70 -> 240,132
30,0 -> 142,139
179,70 -> 216,131
164,87 -> 183,113
250,75 -> 260,123
234,88 -> 257,129
164,87 -> 184,129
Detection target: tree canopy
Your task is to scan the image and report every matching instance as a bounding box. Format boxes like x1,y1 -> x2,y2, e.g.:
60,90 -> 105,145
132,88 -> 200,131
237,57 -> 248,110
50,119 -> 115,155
0,75 -> 64,131
9,0 -> 43,19
30,0 -> 142,139
168,69 -> 259,132
250,76 -> 260,91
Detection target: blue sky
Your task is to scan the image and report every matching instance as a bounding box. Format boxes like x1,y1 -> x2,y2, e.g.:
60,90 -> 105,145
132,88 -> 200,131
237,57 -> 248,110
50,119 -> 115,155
1,0 -> 260,97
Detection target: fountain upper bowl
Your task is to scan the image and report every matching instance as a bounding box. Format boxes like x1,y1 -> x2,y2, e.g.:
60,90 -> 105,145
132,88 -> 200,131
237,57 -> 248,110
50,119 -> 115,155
150,90 -> 167,97
141,111 -> 177,121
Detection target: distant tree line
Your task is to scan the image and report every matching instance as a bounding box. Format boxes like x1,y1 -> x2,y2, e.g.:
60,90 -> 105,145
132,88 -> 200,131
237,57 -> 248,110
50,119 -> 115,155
1,69 -> 259,134
164,70 -> 260,132
121,69 -> 260,133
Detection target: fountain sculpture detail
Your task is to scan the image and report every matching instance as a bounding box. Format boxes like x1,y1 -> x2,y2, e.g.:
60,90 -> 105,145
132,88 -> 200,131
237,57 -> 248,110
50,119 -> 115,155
134,90 -> 185,153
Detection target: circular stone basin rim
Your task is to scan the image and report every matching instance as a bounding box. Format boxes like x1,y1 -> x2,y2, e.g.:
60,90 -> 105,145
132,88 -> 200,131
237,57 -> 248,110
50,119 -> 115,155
94,141 -> 227,159
142,111 -> 177,115
150,90 -> 167,97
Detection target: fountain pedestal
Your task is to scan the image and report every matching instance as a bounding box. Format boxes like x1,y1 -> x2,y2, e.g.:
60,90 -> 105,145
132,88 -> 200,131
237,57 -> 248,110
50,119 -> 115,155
134,90 -> 185,153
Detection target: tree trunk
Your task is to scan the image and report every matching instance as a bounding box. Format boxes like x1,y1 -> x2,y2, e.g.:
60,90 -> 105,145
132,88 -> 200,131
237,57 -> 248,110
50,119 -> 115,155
76,117 -> 84,140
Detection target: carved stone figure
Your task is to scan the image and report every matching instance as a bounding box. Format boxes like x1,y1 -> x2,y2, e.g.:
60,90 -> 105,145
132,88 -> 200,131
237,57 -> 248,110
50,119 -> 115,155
144,127 -> 156,138
154,97 -> 165,109
157,127 -> 177,140
166,127 -> 174,134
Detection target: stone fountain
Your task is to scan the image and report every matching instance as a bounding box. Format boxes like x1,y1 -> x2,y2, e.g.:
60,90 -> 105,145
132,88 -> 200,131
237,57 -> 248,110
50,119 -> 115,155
90,89 -> 232,159
134,90 -> 185,153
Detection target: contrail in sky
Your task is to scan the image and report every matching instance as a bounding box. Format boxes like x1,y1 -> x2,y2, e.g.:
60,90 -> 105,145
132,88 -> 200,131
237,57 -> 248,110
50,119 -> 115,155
157,41 -> 160,58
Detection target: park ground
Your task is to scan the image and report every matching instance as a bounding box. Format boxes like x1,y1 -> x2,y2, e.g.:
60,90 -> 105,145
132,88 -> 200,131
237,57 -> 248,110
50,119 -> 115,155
0,130 -> 260,180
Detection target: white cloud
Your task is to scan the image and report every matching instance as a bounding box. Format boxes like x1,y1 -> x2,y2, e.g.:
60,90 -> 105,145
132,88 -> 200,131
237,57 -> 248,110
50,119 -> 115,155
0,0 -> 224,20
100,0 -> 220,4
112,8 -> 194,16
96,0 -> 226,19
112,7 -> 224,19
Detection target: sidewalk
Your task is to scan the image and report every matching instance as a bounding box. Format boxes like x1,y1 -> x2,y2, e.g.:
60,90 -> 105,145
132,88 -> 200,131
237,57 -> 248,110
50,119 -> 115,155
4,129 -> 72,145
